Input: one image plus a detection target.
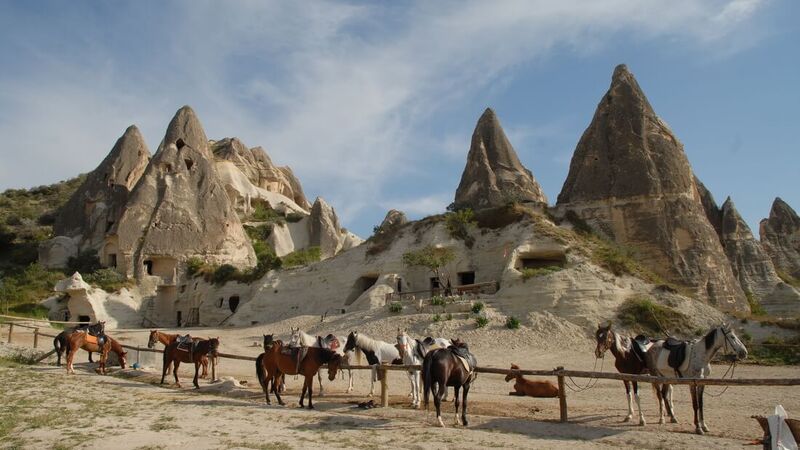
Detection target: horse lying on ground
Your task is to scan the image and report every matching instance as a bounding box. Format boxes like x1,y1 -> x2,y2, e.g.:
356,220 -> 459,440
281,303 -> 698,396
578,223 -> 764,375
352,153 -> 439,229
423,339 -> 477,427
645,323 -> 748,435
594,323 -> 654,425
65,330 -> 126,375
289,327 -> 359,395
148,330 -> 209,378
160,336 -> 219,389
505,364 -> 558,398
54,321 -> 105,366
344,331 -> 401,397
256,336 -> 342,409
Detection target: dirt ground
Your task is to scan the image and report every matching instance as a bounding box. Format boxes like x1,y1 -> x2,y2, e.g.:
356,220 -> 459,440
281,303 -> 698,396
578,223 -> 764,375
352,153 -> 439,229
1,314 -> 798,449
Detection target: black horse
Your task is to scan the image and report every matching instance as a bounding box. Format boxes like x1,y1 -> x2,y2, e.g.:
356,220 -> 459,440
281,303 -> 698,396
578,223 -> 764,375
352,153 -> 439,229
423,339 -> 477,427
53,321 -> 106,366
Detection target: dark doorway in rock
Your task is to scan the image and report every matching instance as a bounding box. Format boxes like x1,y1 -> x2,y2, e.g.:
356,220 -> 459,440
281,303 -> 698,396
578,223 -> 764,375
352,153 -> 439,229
458,271 -> 475,286
344,275 -> 380,305
109,254 -> 117,268
430,277 -> 441,292
184,159 -> 194,170
176,311 -> 182,327
176,138 -> 186,149
106,220 -> 114,232
229,296 -> 240,313
396,278 -> 402,293
517,251 -> 566,270
78,315 -> 91,324
143,260 -> 153,275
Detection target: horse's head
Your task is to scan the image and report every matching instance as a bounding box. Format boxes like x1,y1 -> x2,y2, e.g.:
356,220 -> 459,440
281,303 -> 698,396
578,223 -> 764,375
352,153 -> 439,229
119,351 -> 128,369
505,363 -> 521,382
323,334 -> 340,351
396,329 -> 411,359
344,331 -> 358,353
720,323 -> 748,361
207,337 -> 220,357
147,330 -> 159,349
327,353 -> 343,381
289,327 -> 301,347
594,323 -> 613,358
263,334 -> 276,351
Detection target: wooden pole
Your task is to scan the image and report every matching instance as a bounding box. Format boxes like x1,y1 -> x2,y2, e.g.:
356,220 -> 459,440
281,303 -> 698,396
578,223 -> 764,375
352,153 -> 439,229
380,366 -> 389,407
7,323 -> 13,344
136,345 -> 141,366
211,356 -> 217,382
33,327 -> 39,349
557,366 -> 567,423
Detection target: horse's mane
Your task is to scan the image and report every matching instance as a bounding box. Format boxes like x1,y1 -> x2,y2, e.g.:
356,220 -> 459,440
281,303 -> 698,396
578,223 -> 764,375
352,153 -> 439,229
355,333 -> 392,353
704,327 -> 719,350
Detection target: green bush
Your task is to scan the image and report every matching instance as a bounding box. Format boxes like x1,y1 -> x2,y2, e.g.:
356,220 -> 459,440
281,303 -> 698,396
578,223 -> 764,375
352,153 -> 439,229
618,296 -> 690,335
185,257 -> 205,276
506,316 -> 520,329
776,270 -> 800,289
9,303 -> 50,320
445,208 -> 476,248
746,291 -> 767,316
446,313 -> 453,321
282,246 -> 321,268
475,316 -> 489,328
212,264 -> 238,285
430,295 -> 446,307
250,201 -> 286,225
564,210 -> 593,235
84,268 -> 129,292
751,336 -> 800,365
594,245 -> 636,277
432,313 -> 442,323
66,249 -> 102,274
520,265 -> 563,280
389,302 -> 403,313
471,302 -> 484,314
286,212 -> 305,223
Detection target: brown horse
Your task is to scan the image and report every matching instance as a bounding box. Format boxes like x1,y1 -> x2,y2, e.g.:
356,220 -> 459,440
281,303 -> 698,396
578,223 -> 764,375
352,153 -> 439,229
256,338 -> 342,409
148,330 -> 209,378
65,332 -> 127,375
54,322 -> 105,366
505,364 -> 559,397
422,339 -> 477,427
160,337 -> 219,389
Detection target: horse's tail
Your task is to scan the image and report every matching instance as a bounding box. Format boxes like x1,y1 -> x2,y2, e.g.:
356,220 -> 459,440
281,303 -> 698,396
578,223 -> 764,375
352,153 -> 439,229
255,353 -> 267,393
422,353 -> 433,412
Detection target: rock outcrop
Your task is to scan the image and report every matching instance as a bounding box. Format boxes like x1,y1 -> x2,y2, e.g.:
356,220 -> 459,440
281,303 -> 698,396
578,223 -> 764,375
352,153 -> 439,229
212,138 -> 311,210
556,65 -> 746,310
378,209 -> 408,231
695,177 -> 722,236
40,126 -> 151,268
760,198 -> 800,280
309,197 -> 361,259
113,106 -> 255,278
453,108 -> 547,210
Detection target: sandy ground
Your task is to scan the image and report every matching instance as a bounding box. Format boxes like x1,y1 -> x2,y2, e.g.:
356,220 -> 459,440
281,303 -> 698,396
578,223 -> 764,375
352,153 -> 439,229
1,312 -> 798,449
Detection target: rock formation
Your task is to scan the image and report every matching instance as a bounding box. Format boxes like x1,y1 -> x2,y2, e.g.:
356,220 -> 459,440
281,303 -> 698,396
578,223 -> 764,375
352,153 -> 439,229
378,209 -> 408,231
694,176 -> 722,236
309,197 -> 361,259
760,198 -> 800,280
113,106 -> 255,278
39,126 -> 151,268
453,108 -> 547,210
211,138 -> 311,210
556,65 -> 747,310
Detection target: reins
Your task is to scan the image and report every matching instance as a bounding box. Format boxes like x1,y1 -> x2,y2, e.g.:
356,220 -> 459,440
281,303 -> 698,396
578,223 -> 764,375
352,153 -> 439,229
565,351 -> 604,392
705,328 -> 738,397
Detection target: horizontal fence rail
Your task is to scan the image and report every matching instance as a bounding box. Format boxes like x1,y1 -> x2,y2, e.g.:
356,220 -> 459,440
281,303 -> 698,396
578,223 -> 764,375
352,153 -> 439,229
2,320 -> 799,423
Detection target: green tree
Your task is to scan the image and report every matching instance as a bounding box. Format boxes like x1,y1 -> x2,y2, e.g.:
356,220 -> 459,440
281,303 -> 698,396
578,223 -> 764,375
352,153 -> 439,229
402,245 -> 456,290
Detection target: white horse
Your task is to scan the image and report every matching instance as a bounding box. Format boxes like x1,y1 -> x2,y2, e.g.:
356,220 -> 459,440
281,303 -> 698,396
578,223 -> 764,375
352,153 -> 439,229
396,328 -> 452,408
344,331 -> 400,397
645,323 -> 748,435
288,327 -> 358,395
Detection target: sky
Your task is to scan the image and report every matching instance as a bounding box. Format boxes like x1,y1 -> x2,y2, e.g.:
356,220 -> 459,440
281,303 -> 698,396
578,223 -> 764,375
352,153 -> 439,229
0,0 -> 797,238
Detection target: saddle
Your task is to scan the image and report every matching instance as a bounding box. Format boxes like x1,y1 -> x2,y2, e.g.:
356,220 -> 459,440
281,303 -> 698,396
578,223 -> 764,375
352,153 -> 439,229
448,343 -> 477,379
663,337 -> 688,375
176,335 -> 194,352
632,335 -> 650,362
82,331 -> 106,347
281,346 -> 307,373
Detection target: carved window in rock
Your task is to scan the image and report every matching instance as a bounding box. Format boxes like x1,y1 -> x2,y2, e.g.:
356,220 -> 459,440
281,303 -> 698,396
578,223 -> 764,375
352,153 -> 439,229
229,296 -> 240,313
143,260 -> 153,275
458,271 -> 475,286
218,297 -> 224,308
184,159 -> 194,170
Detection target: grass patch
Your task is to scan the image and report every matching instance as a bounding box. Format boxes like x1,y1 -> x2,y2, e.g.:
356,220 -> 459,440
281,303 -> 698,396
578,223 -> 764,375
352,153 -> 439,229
505,316 -> 520,329
432,313 -> 442,323
471,302 -> 484,314
750,336 -> 800,365
83,268 -> 132,292
366,219 -> 407,257
430,295 -> 446,307
149,415 -> 178,432
388,302 -> 402,313
746,291 -> 767,316
282,246 -> 321,268
475,316 -> 489,328
520,265 -> 563,281
618,296 -> 690,335
776,270 -> 800,289
444,208 -> 476,248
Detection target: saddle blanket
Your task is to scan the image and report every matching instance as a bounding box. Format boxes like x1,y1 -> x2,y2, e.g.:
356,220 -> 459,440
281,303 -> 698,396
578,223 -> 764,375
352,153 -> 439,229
455,355 -> 473,375
84,334 -> 98,345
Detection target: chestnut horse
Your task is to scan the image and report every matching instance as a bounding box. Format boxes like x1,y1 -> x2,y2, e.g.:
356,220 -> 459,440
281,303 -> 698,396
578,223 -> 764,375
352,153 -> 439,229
147,330 -> 209,378
423,339 -> 477,427
65,332 -> 127,375
505,364 -> 558,397
160,337 -> 219,389
53,322 -> 105,366
256,338 -> 342,409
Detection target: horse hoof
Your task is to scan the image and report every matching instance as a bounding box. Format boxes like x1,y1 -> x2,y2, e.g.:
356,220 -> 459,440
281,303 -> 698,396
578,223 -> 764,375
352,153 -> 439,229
701,425 -> 710,433
437,418 -> 446,428
695,428 -> 704,435
623,415 -> 632,423
659,419 -> 665,425
670,417 -> 678,424
638,420 -> 646,426
308,405 -> 315,410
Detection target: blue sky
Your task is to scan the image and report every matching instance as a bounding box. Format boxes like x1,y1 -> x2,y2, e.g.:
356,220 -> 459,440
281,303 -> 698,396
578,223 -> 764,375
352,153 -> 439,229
0,1 -> 797,238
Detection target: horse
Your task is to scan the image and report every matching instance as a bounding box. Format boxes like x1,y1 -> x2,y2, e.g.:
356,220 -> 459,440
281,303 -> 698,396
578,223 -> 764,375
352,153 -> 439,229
594,323 -> 654,425
645,323 -> 748,435
147,330 -> 209,378
256,338 -> 342,409
422,339 -> 477,427
505,363 -> 559,398
53,322 -> 105,366
65,330 -> 126,375
344,331 -> 401,397
160,337 -> 220,389
288,328 -> 359,395
396,329 -> 453,408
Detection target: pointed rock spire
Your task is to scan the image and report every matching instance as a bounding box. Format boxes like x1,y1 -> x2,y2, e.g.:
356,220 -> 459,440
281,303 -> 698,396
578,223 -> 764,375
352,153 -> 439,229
161,105 -> 209,156
309,197 -> 344,259
556,65 -> 746,310
760,197 -> 800,279
454,108 -> 547,210
694,176 -> 722,237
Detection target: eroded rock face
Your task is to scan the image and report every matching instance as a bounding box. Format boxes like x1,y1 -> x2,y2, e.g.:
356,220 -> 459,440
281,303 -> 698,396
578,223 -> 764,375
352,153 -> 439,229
454,108 -> 547,210
212,138 -> 311,210
556,65 -> 746,311
309,197 -> 344,259
114,106 -> 255,278
760,198 -> 800,280
378,209 -> 408,231
40,126 -> 151,268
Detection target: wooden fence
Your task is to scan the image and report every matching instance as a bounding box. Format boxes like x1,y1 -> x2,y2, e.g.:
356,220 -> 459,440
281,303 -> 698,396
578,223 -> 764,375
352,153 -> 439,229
2,320 -> 799,423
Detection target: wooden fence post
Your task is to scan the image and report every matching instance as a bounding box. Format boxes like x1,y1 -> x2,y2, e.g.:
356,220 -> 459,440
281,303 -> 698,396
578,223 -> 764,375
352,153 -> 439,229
136,345 -> 141,366
557,366 -> 567,423
211,356 -> 217,382
7,323 -> 13,344
380,366 -> 389,407
33,328 -> 39,349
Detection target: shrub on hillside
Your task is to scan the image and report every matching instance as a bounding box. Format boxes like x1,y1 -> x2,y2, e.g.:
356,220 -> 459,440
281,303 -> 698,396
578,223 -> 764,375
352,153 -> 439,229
520,265 -> 563,281
506,316 -> 520,329
618,296 -> 689,335
471,302 -> 484,314
66,250 -> 102,274
475,316 -> 489,328
445,208 -> 476,248
282,247 -> 321,268
84,268 -> 130,292
212,264 -> 238,285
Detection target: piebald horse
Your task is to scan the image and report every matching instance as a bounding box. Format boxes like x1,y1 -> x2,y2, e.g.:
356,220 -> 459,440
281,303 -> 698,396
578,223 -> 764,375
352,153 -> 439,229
395,329 -> 452,407
645,323 -> 748,435
344,331 -> 401,397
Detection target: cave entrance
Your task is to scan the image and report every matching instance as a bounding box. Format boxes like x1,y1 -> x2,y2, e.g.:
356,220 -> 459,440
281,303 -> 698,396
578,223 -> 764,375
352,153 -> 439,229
516,250 -> 566,270
229,296 -> 240,313
458,271 -> 475,286
344,275 -> 380,305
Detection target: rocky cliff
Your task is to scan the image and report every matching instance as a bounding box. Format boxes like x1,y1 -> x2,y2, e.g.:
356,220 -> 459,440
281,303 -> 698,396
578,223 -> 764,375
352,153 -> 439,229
453,108 -> 547,210
760,198 -> 800,280
556,65 -> 747,311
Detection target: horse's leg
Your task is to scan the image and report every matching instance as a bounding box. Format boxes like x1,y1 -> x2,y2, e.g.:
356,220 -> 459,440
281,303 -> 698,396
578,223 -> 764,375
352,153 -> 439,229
653,384 -> 665,424
200,356 -> 208,379
698,385 -> 709,432
433,380 -> 445,428
307,375 -> 315,409
461,382 -> 471,427
173,360 -> 182,388
412,370 -> 420,408
160,351 -> 169,384
193,360 -> 200,389
66,344 -> 74,374
453,385 -> 461,426
368,366 -> 376,397
623,380 -> 633,422
347,369 -> 354,393
665,384 -> 677,423
689,384 -> 701,435
633,381 -> 645,426
299,376 -> 307,408
99,346 -> 109,375
274,372 -> 285,406
317,370 -> 324,397
88,350 -> 93,363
